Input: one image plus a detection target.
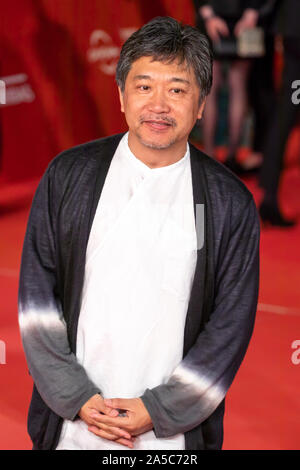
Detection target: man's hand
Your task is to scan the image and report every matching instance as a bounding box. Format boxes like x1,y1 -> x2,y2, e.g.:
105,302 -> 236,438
78,394 -> 135,448
90,398 -> 153,438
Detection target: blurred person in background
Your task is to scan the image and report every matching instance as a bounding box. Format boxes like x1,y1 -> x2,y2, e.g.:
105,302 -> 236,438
258,0 -> 300,227
193,0 -> 263,173
246,2 -> 276,174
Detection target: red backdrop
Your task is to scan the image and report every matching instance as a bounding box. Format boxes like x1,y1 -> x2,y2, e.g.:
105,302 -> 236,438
0,0 -> 194,183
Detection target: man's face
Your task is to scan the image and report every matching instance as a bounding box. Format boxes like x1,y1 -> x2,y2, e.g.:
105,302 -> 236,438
118,56 -> 205,157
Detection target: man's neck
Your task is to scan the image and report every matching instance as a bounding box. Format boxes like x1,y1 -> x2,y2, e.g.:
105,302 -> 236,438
127,133 -> 188,169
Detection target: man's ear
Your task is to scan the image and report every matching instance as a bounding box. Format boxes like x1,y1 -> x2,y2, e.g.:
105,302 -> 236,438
197,97 -> 206,120
118,86 -> 124,113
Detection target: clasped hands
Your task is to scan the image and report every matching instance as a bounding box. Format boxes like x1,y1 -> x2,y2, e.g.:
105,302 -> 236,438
78,394 -> 153,448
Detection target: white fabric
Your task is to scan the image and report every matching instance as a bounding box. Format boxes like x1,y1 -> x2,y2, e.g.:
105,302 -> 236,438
56,133 -> 197,450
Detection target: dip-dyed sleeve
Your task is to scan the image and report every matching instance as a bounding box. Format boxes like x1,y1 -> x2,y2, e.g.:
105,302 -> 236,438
18,164 -> 100,420
141,197 -> 260,437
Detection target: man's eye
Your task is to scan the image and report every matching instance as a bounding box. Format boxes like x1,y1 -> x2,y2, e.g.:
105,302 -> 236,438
171,88 -> 183,94
139,85 -> 150,91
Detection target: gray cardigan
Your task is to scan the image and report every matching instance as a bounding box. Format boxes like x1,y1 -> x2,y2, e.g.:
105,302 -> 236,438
18,133 -> 260,450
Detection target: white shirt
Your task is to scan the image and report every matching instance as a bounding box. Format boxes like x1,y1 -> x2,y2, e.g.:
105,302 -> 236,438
56,133 -> 197,450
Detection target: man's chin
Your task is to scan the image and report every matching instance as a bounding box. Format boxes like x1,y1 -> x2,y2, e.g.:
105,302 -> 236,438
138,136 -> 176,151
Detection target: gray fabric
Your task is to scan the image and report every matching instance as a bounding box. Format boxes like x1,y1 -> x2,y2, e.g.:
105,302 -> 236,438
18,164 -> 100,420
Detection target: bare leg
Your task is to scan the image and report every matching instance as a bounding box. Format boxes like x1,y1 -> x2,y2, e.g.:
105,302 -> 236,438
226,59 -> 251,159
202,60 -> 223,158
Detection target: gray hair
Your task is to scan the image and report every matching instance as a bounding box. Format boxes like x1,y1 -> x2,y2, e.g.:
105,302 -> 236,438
116,16 -> 213,103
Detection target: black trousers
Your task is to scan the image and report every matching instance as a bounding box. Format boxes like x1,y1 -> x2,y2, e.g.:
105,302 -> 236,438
259,36 -> 300,199
248,35 -> 276,154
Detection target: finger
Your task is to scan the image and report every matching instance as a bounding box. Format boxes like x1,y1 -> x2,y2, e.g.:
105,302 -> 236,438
219,23 -> 229,36
91,405 -> 119,417
91,394 -> 120,416
115,438 -> 134,449
104,407 -> 119,417
91,420 -> 132,440
104,398 -> 130,410
88,425 -> 134,448
90,412 -> 131,429
88,425 -> 117,440
207,24 -> 218,43
234,24 -> 242,36
214,19 -> 229,36
103,398 -> 114,407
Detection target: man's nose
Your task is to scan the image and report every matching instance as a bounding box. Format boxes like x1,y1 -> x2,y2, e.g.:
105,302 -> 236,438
147,89 -> 171,113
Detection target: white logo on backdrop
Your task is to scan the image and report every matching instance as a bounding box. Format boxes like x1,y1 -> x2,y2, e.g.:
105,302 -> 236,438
0,73 -> 35,107
0,80 -> 6,104
0,340 -> 6,365
87,28 -> 137,75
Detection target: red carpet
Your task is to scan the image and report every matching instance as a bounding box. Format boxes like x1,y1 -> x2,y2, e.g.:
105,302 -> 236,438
0,162 -> 299,450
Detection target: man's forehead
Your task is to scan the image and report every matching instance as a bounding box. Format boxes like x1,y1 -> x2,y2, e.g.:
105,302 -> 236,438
128,56 -> 192,78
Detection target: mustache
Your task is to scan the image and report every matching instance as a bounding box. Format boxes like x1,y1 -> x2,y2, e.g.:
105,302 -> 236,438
139,115 -> 177,127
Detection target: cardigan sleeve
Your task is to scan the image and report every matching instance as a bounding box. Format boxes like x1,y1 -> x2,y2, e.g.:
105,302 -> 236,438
18,164 -> 100,421
140,196 -> 260,437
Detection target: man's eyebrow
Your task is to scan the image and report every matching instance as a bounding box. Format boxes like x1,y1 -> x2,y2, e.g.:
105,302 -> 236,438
169,77 -> 190,85
133,75 -> 190,85
133,74 -> 152,80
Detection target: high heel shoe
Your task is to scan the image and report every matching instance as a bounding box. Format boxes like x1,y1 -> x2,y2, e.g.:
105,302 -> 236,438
259,203 -> 296,228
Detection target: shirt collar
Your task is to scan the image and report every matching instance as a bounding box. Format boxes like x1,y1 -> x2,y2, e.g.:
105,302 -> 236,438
121,132 -> 190,177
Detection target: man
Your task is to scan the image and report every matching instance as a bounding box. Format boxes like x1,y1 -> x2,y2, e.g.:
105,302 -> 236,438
18,17 -> 260,450
192,0 -> 263,172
